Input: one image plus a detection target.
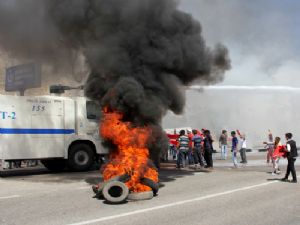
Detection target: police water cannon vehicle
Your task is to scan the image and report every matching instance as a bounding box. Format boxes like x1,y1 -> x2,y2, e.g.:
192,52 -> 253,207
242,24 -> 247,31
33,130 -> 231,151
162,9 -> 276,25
0,85 -> 108,171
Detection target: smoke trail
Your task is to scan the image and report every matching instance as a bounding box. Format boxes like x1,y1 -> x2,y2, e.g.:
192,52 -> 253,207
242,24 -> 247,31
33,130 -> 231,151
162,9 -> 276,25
164,86 -> 300,150
0,0 -> 231,162
190,85 -> 300,91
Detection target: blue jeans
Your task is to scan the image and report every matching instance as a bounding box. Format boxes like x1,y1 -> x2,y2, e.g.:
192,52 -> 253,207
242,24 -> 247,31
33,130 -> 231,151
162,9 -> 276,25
221,145 -> 227,159
177,151 -> 188,167
232,151 -> 238,167
188,148 -> 194,165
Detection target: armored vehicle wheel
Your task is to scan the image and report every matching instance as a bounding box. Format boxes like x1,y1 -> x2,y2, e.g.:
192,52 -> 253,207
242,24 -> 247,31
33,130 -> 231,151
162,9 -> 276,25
68,143 -> 94,171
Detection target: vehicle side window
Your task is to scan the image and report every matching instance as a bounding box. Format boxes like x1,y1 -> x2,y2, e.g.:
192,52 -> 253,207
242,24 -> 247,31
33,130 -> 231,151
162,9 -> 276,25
86,101 -> 101,120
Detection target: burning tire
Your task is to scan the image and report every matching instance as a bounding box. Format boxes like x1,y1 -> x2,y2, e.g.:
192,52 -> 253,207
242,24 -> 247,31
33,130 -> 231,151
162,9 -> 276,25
93,174 -> 131,198
102,181 -> 129,204
93,175 -> 158,199
41,159 -> 66,172
127,191 -> 153,201
68,143 -> 94,171
141,178 -> 159,196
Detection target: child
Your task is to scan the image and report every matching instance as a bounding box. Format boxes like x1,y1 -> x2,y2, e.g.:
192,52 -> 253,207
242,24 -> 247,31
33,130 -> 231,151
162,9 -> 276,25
272,137 -> 285,175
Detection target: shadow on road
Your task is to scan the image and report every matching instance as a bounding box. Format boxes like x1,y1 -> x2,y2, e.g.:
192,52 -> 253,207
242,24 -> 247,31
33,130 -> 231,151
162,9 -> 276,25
0,166 -> 101,184
158,163 -> 211,186
266,178 -> 282,181
0,167 -> 49,177
84,161 -> 211,187
1,161 -> 211,186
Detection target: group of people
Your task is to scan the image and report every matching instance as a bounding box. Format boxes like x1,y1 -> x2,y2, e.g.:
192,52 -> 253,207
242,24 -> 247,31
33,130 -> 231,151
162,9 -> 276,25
219,129 -> 248,167
168,128 -> 298,183
169,128 -> 246,170
172,129 -> 213,169
264,131 -> 298,183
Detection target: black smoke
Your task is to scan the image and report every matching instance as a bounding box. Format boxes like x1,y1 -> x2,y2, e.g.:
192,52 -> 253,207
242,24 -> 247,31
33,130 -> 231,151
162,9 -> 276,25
0,1 -> 69,69
0,0 -> 231,161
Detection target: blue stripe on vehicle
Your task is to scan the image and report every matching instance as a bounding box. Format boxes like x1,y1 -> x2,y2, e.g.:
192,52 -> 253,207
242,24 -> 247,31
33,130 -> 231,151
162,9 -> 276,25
0,128 -> 75,134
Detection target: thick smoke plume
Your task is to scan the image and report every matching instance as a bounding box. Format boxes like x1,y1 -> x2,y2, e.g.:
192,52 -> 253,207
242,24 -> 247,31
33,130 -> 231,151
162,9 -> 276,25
0,0 -> 231,162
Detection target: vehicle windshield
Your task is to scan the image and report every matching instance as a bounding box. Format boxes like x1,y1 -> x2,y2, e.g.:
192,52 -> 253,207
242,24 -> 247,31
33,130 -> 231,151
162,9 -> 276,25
86,101 -> 101,120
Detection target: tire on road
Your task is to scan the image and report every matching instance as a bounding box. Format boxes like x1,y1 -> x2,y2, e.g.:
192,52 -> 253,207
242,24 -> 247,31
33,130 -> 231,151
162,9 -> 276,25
68,143 -> 94,171
102,181 -> 129,204
41,159 -> 66,172
141,177 -> 159,196
93,174 -> 131,198
127,191 -> 153,201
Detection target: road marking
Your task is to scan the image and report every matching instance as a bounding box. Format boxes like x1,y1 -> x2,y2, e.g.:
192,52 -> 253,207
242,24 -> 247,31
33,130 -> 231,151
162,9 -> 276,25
0,195 -> 20,200
67,180 -> 282,225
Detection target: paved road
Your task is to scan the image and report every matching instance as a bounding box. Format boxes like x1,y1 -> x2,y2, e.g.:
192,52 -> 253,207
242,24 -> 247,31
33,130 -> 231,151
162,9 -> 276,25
0,153 -> 299,225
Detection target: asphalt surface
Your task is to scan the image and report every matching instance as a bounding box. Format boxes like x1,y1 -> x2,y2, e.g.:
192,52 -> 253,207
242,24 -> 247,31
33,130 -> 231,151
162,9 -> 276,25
0,153 -> 299,225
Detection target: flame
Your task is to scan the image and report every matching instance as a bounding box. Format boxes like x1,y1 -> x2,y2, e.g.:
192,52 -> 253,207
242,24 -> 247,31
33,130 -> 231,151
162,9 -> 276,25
100,109 -> 158,192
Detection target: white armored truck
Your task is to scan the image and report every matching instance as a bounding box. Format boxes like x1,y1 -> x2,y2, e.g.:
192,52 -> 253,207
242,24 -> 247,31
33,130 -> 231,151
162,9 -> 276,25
0,95 -> 108,171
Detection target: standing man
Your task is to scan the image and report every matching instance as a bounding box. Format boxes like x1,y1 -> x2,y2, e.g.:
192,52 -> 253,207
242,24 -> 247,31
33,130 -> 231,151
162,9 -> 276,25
281,133 -> 298,183
219,130 -> 228,160
231,131 -> 239,167
176,130 -> 189,168
239,133 -> 247,164
192,129 -> 204,168
203,130 -> 214,168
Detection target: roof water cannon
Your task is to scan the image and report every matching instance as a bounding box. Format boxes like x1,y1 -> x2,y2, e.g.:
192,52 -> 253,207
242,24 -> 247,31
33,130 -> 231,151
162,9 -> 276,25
49,84 -> 84,94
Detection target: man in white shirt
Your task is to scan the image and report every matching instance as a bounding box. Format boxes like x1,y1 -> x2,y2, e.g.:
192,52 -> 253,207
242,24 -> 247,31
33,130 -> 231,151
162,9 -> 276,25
239,133 -> 247,164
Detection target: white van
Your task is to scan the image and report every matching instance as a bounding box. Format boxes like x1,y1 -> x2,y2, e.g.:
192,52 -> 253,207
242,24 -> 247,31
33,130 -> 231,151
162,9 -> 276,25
0,95 -> 108,171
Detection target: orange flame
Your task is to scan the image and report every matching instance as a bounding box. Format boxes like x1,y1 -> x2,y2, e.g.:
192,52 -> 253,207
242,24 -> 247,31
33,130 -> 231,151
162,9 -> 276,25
100,109 -> 158,192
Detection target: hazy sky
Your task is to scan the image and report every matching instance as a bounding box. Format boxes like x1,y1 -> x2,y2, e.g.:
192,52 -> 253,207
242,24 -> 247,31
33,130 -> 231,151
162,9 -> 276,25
179,0 -> 300,87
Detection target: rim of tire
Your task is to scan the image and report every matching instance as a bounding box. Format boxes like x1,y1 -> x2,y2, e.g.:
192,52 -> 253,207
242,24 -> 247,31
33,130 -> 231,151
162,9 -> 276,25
127,191 -> 153,201
92,174 -> 131,198
102,181 -> 129,204
74,150 -> 89,166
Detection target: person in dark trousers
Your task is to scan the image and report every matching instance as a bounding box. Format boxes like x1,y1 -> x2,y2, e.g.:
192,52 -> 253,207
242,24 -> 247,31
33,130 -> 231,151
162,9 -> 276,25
192,129 -> 204,168
281,133 -> 298,183
239,133 -> 247,164
203,130 -> 213,168
231,131 -> 238,167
